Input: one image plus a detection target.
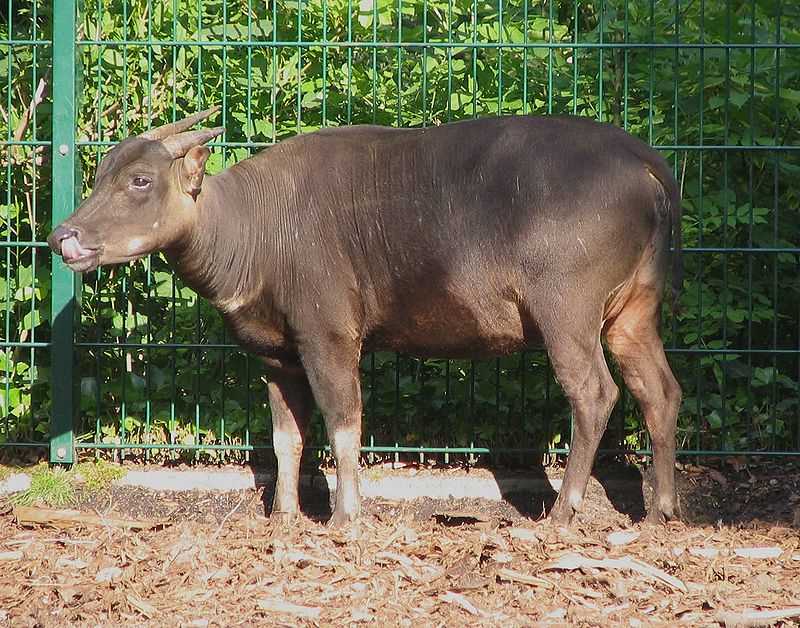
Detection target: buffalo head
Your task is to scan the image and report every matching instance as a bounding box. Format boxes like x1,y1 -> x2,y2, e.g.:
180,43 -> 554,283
48,107 -> 223,272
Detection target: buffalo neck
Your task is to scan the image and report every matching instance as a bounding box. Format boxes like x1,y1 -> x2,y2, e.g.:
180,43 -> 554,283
166,152 -> 293,310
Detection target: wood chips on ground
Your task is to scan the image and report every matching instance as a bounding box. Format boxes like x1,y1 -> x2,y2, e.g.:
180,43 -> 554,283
1,494 -> 799,627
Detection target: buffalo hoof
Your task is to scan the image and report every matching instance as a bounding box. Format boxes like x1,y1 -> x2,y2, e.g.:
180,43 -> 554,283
548,498 -> 576,526
644,509 -> 669,526
644,503 -> 680,526
327,509 -> 359,529
271,511 -> 300,527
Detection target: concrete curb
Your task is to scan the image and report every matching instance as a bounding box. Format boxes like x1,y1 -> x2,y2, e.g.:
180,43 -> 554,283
116,469 -> 564,500
0,474 -> 31,496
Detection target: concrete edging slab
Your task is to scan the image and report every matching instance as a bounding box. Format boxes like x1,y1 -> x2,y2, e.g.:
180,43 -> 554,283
115,469 -> 565,500
0,474 -> 32,496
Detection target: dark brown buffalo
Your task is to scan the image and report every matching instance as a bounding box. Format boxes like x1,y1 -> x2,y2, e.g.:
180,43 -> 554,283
49,108 -> 682,527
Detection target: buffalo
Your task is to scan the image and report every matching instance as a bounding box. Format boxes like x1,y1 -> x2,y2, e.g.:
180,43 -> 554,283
49,108 -> 682,527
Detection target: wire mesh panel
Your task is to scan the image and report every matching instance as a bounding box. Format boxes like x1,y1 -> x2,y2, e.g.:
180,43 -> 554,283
0,1 -> 51,455
7,0 -> 799,462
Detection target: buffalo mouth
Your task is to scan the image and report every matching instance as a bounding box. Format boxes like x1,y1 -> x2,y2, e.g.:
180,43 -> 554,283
60,236 -> 101,273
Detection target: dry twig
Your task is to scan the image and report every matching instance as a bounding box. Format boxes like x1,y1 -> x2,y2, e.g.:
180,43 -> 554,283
496,568 -> 554,589
211,492 -> 247,541
256,598 -> 321,620
13,505 -> 166,530
542,551 -> 687,592
717,607 -> 800,628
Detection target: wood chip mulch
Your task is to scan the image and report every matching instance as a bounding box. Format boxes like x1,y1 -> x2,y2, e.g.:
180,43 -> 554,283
1,497 -> 799,627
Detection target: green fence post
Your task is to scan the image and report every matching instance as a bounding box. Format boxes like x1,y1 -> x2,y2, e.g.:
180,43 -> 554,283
49,0 -> 78,465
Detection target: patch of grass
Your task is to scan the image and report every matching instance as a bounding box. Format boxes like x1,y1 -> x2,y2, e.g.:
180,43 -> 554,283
12,464 -> 75,507
0,465 -> 14,482
74,461 -> 127,491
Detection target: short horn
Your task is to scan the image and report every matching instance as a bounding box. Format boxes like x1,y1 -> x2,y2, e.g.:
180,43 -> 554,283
161,127 -> 224,158
139,105 -> 221,141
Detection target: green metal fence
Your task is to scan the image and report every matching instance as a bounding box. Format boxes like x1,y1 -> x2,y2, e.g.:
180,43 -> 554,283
1,0 -> 52,458
1,0 -> 798,465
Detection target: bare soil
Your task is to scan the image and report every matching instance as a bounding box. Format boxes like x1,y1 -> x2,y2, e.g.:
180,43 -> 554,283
1,459 -> 799,626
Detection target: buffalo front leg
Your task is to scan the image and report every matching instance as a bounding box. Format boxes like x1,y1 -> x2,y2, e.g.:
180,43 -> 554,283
267,369 -> 313,521
299,337 -> 363,528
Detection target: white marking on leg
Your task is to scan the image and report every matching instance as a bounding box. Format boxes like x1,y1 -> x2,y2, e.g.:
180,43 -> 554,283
658,494 -> 675,517
332,427 -> 361,517
273,429 -> 301,459
272,429 -> 301,513
332,427 -> 361,461
568,490 -> 584,511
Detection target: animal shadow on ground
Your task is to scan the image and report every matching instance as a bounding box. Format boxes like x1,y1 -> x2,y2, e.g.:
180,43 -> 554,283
495,459 -> 558,520
591,457 -> 648,521
252,455 -> 650,525
495,455 -> 647,522
255,463 -> 332,523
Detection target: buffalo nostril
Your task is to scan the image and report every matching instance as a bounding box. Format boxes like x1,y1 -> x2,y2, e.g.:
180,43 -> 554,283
57,227 -> 78,242
47,225 -> 80,254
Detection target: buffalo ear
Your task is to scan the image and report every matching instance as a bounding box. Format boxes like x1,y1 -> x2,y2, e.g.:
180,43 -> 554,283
180,145 -> 211,201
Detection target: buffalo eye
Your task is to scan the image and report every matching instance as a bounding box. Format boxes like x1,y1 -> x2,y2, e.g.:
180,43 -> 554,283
130,175 -> 152,190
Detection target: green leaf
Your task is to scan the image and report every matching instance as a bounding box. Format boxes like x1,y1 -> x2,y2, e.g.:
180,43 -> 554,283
21,310 -> 41,330
779,87 -> 800,103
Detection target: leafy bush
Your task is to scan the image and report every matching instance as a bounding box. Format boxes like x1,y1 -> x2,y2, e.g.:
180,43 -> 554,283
1,0 -> 798,461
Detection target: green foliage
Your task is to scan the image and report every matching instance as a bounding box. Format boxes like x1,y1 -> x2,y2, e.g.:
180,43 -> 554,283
1,0 -> 798,460
12,464 -> 76,507
73,460 -> 127,491
10,461 -> 124,505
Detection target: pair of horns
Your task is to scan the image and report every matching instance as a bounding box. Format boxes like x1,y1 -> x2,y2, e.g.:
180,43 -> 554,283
139,106 -> 223,158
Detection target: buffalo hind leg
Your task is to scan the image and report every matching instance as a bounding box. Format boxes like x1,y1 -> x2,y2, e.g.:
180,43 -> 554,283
547,330 -> 620,524
605,291 -> 682,523
300,336 -> 363,528
267,368 -> 314,522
